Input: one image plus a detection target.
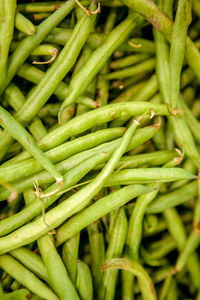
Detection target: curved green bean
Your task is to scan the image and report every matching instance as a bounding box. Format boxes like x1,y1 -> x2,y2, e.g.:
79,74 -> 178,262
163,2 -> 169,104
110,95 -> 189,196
101,258 -> 157,300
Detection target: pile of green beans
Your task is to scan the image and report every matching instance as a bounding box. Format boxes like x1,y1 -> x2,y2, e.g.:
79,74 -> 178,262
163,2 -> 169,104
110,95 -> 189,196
1,0 -> 200,299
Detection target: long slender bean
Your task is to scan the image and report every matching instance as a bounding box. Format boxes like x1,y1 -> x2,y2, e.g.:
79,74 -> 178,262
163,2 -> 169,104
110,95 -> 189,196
38,234 -> 79,300
76,260 -> 93,300
0,106 -> 63,185
0,1 -> 16,87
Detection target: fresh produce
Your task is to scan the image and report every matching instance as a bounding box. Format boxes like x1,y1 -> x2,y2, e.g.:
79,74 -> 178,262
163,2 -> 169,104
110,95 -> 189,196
0,0 -> 200,299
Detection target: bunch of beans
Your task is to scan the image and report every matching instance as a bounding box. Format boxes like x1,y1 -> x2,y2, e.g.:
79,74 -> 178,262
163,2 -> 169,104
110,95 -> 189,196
1,0 -> 200,299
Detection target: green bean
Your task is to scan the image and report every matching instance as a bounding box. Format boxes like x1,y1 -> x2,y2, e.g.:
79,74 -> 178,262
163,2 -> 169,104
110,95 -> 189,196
169,0 -> 192,111
0,106 -> 63,185
0,151 -> 108,236
3,82 -> 47,143
58,13 -> 144,123
46,102 -> 169,149
0,1 -> 16,87
10,247 -> 49,283
174,231 -> 200,273
0,127 -> 125,183
99,208 -> 127,300
103,58 -> 155,80
104,168 -> 196,185
143,214 -> 158,234
43,27 -> 106,48
28,118 -> 48,142
38,234 -> 79,300
148,181 -> 198,213
110,53 -> 151,69
88,221 -> 105,295
0,125 -> 159,200
56,185 -> 151,245
95,150 -> 177,170
10,280 -> 21,291
31,44 -> 59,64
15,12 -> 35,36
102,258 -> 157,300
3,83 -> 26,112
163,208 -> 200,289
0,255 -> 58,300
62,233 -> 80,284
76,260 -> 93,300
180,97 -> 200,144
170,116 -> 200,168
17,2 -> 65,13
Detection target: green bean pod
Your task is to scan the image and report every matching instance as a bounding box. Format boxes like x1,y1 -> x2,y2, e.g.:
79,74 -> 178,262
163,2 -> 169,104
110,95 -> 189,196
88,221 -> 105,295
62,233 -> 80,284
76,260 -> 93,300
38,234 -> 79,300
103,58 -> 155,80
102,258 -> 157,300
0,0 -> 16,87
148,181 -> 198,213
99,208 -> 127,300
104,168 -> 196,185
169,0 -> 192,111
15,12 -> 35,36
